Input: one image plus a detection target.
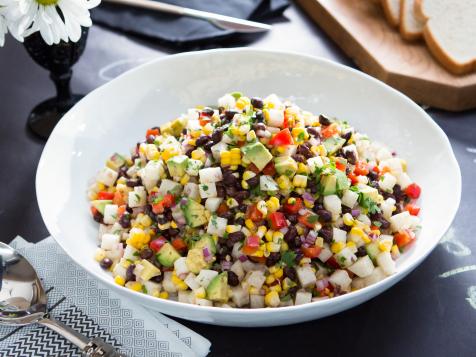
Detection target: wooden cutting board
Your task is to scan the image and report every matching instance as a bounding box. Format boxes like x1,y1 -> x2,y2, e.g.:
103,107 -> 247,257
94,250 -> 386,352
295,0 -> 476,112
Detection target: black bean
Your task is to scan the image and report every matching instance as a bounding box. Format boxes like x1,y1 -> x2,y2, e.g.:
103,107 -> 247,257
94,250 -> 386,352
168,228 -> 179,237
218,210 -> 234,220
99,258 -> 113,270
284,226 -> 298,245
255,110 -> 264,122
227,271 -> 240,286
251,97 -> 264,109
253,122 -> 266,132
307,127 -> 320,138
340,224 -> 351,232
344,150 -> 357,165
185,148 -> 194,157
297,144 -> 313,159
235,217 -> 245,226
140,248 -> 154,259
238,203 -> 248,212
234,191 -> 250,202
151,274 -> 164,283
341,206 -> 352,215
341,131 -> 352,142
126,179 -> 141,187
288,215 -> 297,224
284,266 -> 297,281
146,135 -> 155,144
118,166 -> 129,178
223,170 -> 239,186
291,154 -> 306,163
228,231 -> 245,243
266,252 -> 281,267
393,184 -> 405,202
356,246 -> 367,257
196,135 -> 211,147
310,184 -> 319,194
125,265 -> 136,282
316,209 -> 332,222
204,142 -> 215,152
379,218 -> 390,230
225,186 -> 237,197
211,129 -> 224,144
246,175 -> 260,188
288,286 -> 299,298
368,170 -> 379,181
319,114 -> 332,126
319,226 -> 333,244
224,109 -> 238,121
119,213 -> 131,228
93,211 -> 103,223
294,250 -> 304,264
201,107 -> 214,117
216,183 -> 226,198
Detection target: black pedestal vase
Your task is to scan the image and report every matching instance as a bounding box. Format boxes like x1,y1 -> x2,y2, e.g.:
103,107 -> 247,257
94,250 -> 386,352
23,28 -> 89,139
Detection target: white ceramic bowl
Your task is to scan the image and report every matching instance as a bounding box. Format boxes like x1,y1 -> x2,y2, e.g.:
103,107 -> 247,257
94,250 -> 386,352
36,49 -> 461,327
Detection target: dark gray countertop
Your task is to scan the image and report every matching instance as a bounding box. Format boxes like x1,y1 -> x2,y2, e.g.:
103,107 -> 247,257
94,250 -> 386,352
1,3 -> 475,356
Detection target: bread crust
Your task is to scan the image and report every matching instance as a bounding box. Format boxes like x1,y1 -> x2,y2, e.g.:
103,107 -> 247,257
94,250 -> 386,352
381,0 -> 400,27
399,0 -> 423,41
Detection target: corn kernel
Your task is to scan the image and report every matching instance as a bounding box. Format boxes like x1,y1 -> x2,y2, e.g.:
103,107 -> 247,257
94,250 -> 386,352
94,249 -> 106,262
282,277 -> 296,291
226,225 -> 240,234
180,174 -> 190,185
220,151 -> 231,166
194,287 -> 206,299
171,274 -> 188,290
343,213 -> 355,226
300,257 -> 311,265
265,230 -> 274,242
331,241 -> 345,254
158,222 -> 170,230
96,182 -> 106,191
317,144 -> 327,157
226,197 -> 239,208
126,281 -> 143,292
246,130 -> 257,142
268,284 -> 282,293
191,148 -> 205,161
152,291 -> 161,298
264,291 -> 280,307
379,240 -> 392,252
241,180 -> 249,189
170,221 -> 178,229
114,275 -> 126,286
266,242 -> 281,253
188,138 -> 197,146
266,197 -> 280,213
257,226 -> 267,238
315,237 -> 324,248
296,225 -> 304,236
159,291 -> 169,299
280,241 -> 289,252
242,170 -> 256,181
203,123 -> 213,135
249,286 -> 260,295
293,174 -> 308,188
88,191 -> 98,200
266,275 -> 276,285
391,244 -> 401,258
272,231 -> 284,243
245,219 -> 256,231
236,96 -> 251,110
274,268 -> 284,279
276,175 -> 291,190
304,199 -> 314,209
140,215 -> 153,227
256,200 -> 268,216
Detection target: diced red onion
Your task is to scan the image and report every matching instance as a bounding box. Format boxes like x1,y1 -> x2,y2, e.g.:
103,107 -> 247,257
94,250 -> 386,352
221,261 -> 232,270
351,209 -> 361,218
302,243 -> 310,248
180,198 -> 188,206
302,192 -> 314,203
305,231 -> 317,245
203,247 -> 213,262
132,207 -> 145,215
315,278 -> 329,291
239,255 -> 248,262
298,208 -> 307,216
279,227 -> 289,235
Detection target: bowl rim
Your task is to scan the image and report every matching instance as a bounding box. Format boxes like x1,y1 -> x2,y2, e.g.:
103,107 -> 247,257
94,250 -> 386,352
36,47 -> 462,315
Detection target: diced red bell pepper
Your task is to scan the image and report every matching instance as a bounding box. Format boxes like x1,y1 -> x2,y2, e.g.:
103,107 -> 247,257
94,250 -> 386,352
298,213 -> 319,228
321,123 -> 339,139
262,162 -> 276,176
247,163 -> 261,174
146,128 -> 160,138
113,191 -> 126,206
405,203 -> 421,216
269,128 -> 294,146
150,237 -> 167,252
394,231 -> 414,249
283,197 -> 303,214
354,161 -> 369,176
242,235 -> 260,255
97,191 -> 115,200
347,172 -> 359,185
302,246 -> 322,258
335,161 -> 346,172
117,205 -> 126,217
90,206 -> 98,216
268,212 -> 288,230
216,202 -> 229,216
405,183 -> 421,199
151,193 -> 175,214
172,238 -> 187,251
326,256 -> 340,269
246,204 -> 264,222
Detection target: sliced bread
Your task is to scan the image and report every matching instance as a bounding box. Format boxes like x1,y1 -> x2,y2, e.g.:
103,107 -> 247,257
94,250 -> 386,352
381,0 -> 401,27
399,0 -> 424,40
416,0 -> 476,74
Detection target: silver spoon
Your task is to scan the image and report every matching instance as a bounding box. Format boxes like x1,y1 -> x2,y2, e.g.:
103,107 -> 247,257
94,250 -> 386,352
0,242 -> 125,357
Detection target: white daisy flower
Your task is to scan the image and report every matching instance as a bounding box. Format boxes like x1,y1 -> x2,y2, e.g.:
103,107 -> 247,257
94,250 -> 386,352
14,0 -> 100,45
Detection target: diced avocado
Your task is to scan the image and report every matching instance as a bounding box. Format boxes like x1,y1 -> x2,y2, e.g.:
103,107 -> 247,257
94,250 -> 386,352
185,159 -> 203,176
366,242 -> 380,262
167,155 -> 189,177
186,248 -> 210,274
360,185 -> 379,202
242,142 -> 273,171
193,234 -> 217,254
158,179 -> 183,196
106,153 -> 126,171
320,175 -> 337,196
92,200 -> 113,215
138,259 -> 161,281
206,272 -> 229,303
180,198 -> 208,228
323,137 -> 346,155
335,170 -> 350,192
274,156 -> 298,177
156,243 -> 181,267
161,117 -> 187,137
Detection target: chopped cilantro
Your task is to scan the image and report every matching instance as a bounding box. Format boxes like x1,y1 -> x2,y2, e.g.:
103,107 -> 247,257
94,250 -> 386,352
359,195 -> 381,214
280,251 -> 297,267
211,214 -> 218,228
297,132 -> 305,141
141,285 -> 148,294
281,294 -> 292,302
306,215 -> 319,224
372,221 -> 382,227
202,185 -> 209,191
134,193 -> 141,202
133,251 -> 140,257
339,256 -> 346,263
349,185 -> 359,193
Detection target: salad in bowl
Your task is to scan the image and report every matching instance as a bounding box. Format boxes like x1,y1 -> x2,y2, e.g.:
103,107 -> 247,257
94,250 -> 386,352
88,93 -> 422,309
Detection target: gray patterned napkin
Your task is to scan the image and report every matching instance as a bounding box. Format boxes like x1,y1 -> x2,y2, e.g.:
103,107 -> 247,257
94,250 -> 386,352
0,237 -> 211,357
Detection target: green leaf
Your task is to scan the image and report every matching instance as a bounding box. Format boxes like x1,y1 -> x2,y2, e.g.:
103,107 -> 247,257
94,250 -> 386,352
281,251 -> 297,267
231,91 -> 243,100
306,215 -> 319,224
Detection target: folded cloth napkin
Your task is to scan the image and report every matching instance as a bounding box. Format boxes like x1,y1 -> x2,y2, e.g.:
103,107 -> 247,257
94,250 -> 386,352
0,236 -> 211,357
92,0 -> 289,45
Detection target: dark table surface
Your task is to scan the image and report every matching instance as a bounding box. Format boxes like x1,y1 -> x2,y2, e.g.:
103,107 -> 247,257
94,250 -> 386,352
1,3 -> 476,356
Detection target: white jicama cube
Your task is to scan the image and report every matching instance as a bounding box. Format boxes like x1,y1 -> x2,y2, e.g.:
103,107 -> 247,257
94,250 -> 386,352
218,93 -> 236,109
389,211 -> 412,231
307,156 -> 324,173
296,265 -> 317,288
210,142 -> 228,161
260,175 -> 279,192
357,214 -> 372,227
97,167 -> 118,187
333,228 -> 347,243
317,246 -> 333,263
207,215 -> 227,237
196,298 -> 213,307
205,197 -> 223,213
381,198 -> 396,220
250,294 -> 265,309
230,261 -> 245,281
323,195 -> 342,216
199,167 -> 223,183
348,256 -> 375,278
178,290 -> 194,304
103,204 -> 118,225
247,271 -> 266,289
351,277 -> 367,290
379,172 -> 397,191
231,287 -> 250,307
140,160 -> 164,191
185,159 -> 203,176
295,290 -> 312,305
158,179 -> 182,196
379,158 -> 403,174
123,245 -> 138,261
341,189 -> 359,208
395,172 -> 412,189
334,247 -> 357,268
376,147 -> 392,161
101,234 -> 120,250
162,271 -> 178,293
329,270 -> 352,291
195,269 -> 219,288
142,281 -> 161,296
174,257 -> 190,277
183,182 -> 200,201
128,186 -> 147,208
113,262 -> 127,278
241,260 -> 258,272
376,252 -> 396,276
199,182 -> 217,199
184,273 -> 201,290
266,109 -> 285,127
364,267 -> 386,286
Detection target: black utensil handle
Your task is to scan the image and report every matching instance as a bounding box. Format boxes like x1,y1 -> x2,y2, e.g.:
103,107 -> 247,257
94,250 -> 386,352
0,256 -> 3,291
